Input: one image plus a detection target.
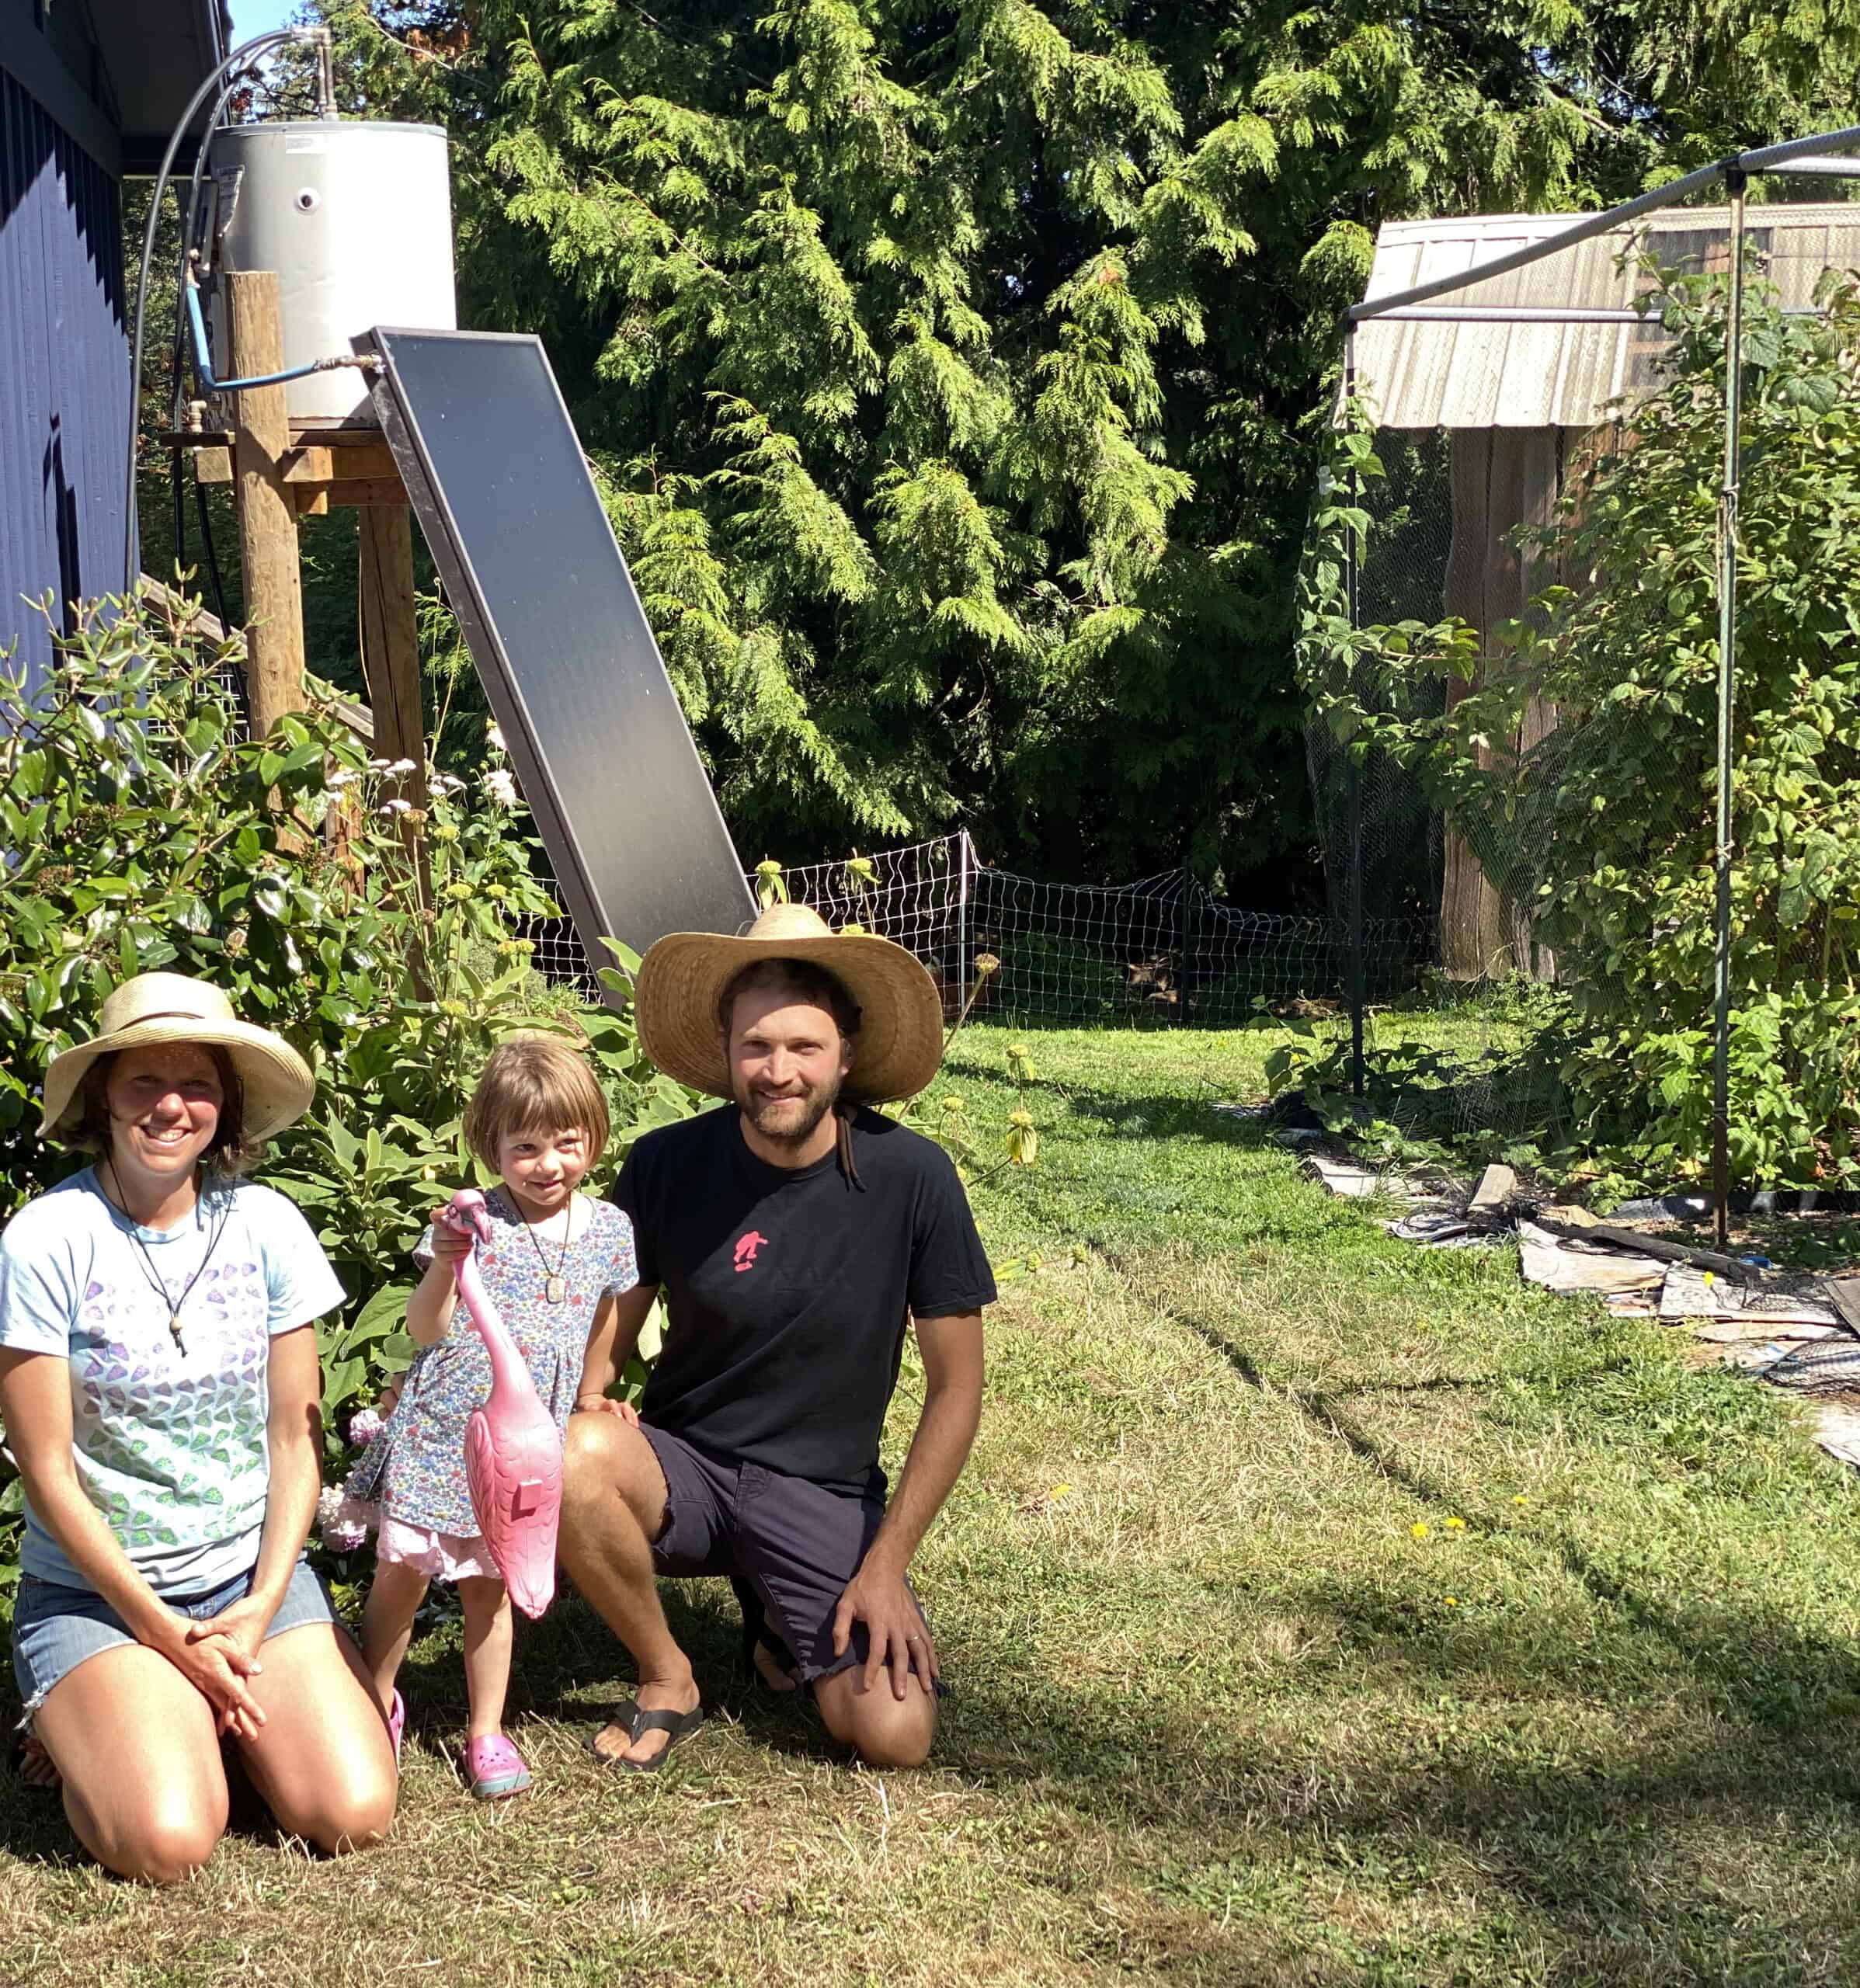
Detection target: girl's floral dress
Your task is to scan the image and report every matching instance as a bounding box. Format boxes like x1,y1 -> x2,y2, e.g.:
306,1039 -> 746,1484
339,1190 -> 636,1576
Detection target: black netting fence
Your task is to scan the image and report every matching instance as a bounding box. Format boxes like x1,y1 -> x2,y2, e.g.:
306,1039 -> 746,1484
525,833 -> 1427,1030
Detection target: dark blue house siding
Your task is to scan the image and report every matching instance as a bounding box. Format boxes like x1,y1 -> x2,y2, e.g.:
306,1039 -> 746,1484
1,61 -> 130,697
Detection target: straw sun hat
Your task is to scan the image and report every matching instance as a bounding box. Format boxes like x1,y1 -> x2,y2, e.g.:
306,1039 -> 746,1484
39,972 -> 315,1144
634,904 -> 945,1104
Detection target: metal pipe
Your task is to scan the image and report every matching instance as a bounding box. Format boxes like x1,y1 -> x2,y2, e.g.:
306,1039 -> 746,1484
1365,304 -> 1823,325
1712,172 -> 1747,1247
1344,123 -> 1860,332
1734,124 -> 1860,172
956,829 -> 972,1024
1346,158 -> 1731,325
1757,157 -> 1860,179
1344,325 -> 1366,1097
1368,306 -> 1648,324
123,29 -> 308,593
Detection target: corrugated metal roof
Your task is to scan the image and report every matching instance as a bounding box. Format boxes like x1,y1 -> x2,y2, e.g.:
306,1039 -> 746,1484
1353,203 -> 1860,429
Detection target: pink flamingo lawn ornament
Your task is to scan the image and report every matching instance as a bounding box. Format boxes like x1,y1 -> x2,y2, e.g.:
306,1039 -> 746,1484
440,1188 -> 562,1618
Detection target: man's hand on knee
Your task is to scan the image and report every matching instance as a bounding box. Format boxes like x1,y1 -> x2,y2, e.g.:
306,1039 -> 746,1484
831,1560 -> 937,1702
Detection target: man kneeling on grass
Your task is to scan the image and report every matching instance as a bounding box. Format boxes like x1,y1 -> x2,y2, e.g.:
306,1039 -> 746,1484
564,905 -> 994,1771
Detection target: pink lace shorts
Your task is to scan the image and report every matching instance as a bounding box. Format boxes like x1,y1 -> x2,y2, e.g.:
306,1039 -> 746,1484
332,1499 -> 499,1583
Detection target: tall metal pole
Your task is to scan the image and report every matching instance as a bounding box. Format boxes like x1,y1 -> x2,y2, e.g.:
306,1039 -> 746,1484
1344,328 -> 1367,1096
1712,172 -> 1747,1247
955,829 -> 972,1022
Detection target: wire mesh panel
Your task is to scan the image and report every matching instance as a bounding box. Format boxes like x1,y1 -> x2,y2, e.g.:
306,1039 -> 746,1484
520,834 -> 1427,1029
773,839 -> 966,1010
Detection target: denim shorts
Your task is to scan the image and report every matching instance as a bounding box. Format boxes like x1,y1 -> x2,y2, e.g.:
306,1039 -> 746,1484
12,1558 -> 335,1719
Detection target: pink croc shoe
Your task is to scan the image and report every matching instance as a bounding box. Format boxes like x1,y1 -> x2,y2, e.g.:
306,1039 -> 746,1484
461,1733 -> 531,1800
388,1691 -> 405,1765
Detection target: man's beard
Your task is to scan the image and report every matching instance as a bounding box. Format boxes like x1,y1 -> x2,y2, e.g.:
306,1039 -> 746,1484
735,1072 -> 843,1149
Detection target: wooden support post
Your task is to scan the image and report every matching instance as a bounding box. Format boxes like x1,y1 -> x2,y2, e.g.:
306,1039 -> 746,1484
359,503 -> 433,988
358,506 -> 429,797
227,272 -> 308,735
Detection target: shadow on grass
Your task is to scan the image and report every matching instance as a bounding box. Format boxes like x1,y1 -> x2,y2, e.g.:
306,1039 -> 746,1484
1171,1299 -> 1857,1736
932,1560 -> 1860,1978
390,1578 -> 850,1766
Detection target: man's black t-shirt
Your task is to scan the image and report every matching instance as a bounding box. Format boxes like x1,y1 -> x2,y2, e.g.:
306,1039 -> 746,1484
610,1104 -> 996,1490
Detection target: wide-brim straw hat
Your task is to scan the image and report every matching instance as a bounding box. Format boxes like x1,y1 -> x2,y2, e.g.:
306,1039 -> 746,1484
634,903 -> 944,1104
40,971 -> 315,1144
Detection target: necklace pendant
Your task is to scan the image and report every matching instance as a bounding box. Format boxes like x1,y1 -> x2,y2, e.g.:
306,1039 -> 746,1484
169,1312 -> 186,1354
545,1274 -> 566,1305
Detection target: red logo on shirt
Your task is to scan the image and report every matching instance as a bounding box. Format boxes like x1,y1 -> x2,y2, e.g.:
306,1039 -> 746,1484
734,1230 -> 769,1273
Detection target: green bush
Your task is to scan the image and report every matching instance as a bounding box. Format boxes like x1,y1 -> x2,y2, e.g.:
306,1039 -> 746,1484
1304,264 -> 1860,1190
0,594 -> 698,1619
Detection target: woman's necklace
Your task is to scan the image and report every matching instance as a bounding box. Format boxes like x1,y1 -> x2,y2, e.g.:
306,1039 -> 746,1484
502,1188 -> 575,1303
102,1155 -> 228,1356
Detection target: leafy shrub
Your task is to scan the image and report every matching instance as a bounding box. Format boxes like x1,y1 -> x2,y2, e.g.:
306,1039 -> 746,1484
0,600 -> 1040,1625
1304,265 -> 1860,1189
0,595 -> 696,1617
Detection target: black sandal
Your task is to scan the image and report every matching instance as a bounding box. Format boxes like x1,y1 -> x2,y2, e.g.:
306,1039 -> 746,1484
592,1700 -> 704,1774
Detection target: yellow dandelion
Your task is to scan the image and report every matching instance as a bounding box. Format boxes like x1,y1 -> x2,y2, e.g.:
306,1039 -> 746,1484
1445,1517 -> 1467,1531
1049,1483 -> 1073,1501
1410,1521 -> 1431,1540
1512,1495 -> 1530,1506
1444,1597 -> 1458,1607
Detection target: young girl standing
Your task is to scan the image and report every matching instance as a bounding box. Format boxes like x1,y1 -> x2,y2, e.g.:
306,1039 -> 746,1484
338,1034 -> 637,1799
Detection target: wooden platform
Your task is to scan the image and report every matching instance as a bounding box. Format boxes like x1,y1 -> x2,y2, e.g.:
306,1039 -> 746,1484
159,422 -> 405,514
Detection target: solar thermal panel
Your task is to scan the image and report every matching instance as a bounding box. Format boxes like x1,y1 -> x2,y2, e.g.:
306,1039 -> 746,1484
363,327 -> 753,985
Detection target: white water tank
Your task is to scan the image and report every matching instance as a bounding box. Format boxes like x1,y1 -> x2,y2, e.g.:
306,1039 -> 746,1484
210,120 -> 456,425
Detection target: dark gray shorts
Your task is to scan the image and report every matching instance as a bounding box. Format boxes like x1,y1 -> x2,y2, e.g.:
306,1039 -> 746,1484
641,1424 -> 936,1689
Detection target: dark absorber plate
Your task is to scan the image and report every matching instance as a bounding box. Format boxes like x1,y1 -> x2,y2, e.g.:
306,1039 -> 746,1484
363,327 -> 753,981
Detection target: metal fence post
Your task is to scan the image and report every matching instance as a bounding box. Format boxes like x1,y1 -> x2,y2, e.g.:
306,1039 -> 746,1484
1344,325 -> 1367,1097
956,829 -> 972,1020
1177,864 -> 1192,1027
1712,170 -> 1747,1247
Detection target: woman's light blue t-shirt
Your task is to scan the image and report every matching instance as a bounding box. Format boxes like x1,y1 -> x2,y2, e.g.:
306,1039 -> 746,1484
0,1169 -> 346,1596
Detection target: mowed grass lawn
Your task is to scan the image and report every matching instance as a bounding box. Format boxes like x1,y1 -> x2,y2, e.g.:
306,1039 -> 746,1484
7,1022 -> 1860,1985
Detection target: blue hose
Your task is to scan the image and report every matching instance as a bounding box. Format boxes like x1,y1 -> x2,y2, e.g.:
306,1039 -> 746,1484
184,278 -> 358,391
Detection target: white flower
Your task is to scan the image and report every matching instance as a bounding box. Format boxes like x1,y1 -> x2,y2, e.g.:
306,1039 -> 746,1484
325,768 -> 359,791
482,768 -> 520,808
377,798 -> 412,818
429,771 -> 465,796
317,1483 -> 368,1549
368,756 -> 418,777
486,722 -> 506,752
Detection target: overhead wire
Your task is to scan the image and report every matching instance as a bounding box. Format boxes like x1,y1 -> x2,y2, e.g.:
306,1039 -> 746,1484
123,29 -> 315,594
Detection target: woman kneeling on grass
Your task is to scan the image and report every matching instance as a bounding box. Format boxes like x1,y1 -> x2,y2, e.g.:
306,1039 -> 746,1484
0,974 -> 397,1883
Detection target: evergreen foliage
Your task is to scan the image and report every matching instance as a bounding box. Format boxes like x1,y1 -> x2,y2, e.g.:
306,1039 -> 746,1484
306,0 -> 1858,891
